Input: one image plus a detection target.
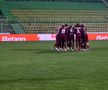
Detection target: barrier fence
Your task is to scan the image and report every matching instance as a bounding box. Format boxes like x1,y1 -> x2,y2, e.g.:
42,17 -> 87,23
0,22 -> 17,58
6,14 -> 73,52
0,33 -> 108,42
0,19 -> 108,41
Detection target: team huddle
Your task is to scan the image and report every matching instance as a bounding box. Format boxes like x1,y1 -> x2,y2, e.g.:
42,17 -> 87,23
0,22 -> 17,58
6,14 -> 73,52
53,23 -> 89,52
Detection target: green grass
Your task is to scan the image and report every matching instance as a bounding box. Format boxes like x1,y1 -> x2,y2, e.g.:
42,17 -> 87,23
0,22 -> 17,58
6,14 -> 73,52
0,41 -> 108,90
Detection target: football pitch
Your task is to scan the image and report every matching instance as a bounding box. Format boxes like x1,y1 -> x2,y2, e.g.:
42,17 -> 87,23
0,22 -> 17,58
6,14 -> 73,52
0,41 -> 108,90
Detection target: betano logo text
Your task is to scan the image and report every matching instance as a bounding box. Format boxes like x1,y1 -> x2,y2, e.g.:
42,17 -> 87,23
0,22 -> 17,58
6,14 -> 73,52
96,35 -> 108,40
2,36 -> 26,41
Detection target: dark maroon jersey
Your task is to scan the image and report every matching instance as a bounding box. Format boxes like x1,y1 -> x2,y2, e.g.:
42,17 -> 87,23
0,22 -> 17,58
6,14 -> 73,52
56,25 -> 64,43
68,26 -> 74,36
67,26 -> 74,40
56,26 -> 64,35
60,27 -> 67,42
75,27 -> 82,42
84,32 -> 89,42
61,27 -> 68,34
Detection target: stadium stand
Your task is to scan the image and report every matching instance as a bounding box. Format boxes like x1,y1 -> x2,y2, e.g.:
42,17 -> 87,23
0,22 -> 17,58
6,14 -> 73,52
11,9 -> 107,22
0,0 -> 108,33
5,0 -> 102,3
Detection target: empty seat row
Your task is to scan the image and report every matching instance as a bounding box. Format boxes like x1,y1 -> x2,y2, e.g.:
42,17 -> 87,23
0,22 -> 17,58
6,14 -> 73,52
10,9 -> 108,33
20,22 -> 108,33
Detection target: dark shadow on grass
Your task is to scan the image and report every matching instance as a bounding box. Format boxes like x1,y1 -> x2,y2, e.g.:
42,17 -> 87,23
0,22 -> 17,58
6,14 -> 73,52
0,76 -> 79,84
91,47 -> 108,51
12,49 -> 73,54
33,49 -> 74,54
12,49 -> 41,51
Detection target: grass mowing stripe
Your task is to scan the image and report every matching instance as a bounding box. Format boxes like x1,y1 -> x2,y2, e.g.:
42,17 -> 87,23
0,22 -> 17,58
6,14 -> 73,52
0,41 -> 108,90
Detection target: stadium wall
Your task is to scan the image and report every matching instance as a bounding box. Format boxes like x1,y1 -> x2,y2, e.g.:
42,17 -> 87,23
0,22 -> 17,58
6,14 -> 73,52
1,1 -> 106,20
0,33 -> 108,42
6,2 -> 105,10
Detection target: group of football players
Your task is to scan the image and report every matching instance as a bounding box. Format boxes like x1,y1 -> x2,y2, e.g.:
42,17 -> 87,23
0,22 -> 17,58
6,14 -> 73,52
53,23 -> 89,52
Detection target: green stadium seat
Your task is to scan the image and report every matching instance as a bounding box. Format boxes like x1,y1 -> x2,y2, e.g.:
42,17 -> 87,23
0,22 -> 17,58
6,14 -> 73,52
1,1 -> 107,33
